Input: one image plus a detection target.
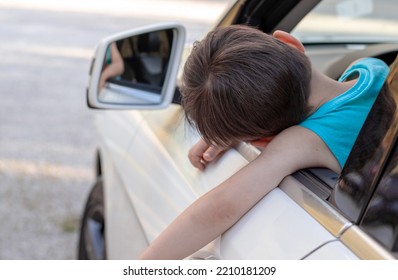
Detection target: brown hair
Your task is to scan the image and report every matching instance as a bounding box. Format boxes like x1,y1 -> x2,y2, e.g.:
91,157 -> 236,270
180,25 -> 312,147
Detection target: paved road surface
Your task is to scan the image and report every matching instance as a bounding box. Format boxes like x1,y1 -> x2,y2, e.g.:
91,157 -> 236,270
0,0 -> 229,259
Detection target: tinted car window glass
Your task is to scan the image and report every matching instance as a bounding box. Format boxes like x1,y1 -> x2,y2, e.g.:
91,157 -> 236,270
361,143 -> 398,253
329,57 -> 398,223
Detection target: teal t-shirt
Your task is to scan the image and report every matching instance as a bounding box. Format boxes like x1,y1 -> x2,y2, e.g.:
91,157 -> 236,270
299,58 -> 389,168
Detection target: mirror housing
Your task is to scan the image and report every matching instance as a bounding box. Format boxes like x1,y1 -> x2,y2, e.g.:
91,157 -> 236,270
87,23 -> 186,109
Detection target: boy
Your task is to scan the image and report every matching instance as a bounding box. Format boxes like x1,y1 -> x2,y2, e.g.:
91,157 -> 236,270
139,25 -> 389,259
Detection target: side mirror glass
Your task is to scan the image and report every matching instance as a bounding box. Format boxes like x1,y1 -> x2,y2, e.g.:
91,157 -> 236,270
87,23 -> 186,109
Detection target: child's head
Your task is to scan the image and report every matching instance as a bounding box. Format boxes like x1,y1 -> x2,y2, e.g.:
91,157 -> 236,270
181,25 -> 312,147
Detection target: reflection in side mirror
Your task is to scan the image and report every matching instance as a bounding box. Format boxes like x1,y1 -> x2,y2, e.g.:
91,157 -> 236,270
99,30 -> 171,105
87,23 -> 186,110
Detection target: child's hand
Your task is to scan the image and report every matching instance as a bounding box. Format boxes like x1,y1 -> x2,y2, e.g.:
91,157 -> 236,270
188,139 -> 225,170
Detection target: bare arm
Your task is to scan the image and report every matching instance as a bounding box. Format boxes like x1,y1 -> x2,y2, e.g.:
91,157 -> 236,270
139,126 -> 340,259
99,43 -> 125,89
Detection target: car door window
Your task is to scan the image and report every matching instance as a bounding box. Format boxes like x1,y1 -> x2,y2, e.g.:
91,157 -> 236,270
330,57 -> 398,223
361,142 -> 398,254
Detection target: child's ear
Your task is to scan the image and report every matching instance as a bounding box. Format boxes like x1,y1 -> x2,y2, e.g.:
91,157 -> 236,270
273,30 -> 305,53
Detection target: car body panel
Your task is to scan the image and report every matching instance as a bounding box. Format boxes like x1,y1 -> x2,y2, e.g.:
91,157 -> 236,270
100,106 -> 348,259
101,145 -> 148,259
304,241 -> 359,260
220,187 -> 337,259
95,110 -> 147,259
94,111 -> 143,156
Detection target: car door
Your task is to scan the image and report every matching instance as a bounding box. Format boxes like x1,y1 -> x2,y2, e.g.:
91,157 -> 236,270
128,105 -> 347,259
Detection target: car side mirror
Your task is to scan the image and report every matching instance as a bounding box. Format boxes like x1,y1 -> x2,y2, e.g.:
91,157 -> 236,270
87,23 -> 186,109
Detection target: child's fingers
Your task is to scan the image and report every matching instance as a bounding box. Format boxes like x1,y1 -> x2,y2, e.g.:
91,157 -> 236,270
203,146 -> 224,162
188,154 -> 206,170
188,139 -> 210,170
188,153 -> 206,170
188,139 -> 226,170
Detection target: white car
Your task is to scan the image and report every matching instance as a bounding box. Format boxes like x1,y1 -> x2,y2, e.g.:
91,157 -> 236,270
79,0 -> 398,259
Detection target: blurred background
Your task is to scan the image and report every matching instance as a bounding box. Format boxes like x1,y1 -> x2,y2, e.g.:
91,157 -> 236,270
0,0 -> 229,259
